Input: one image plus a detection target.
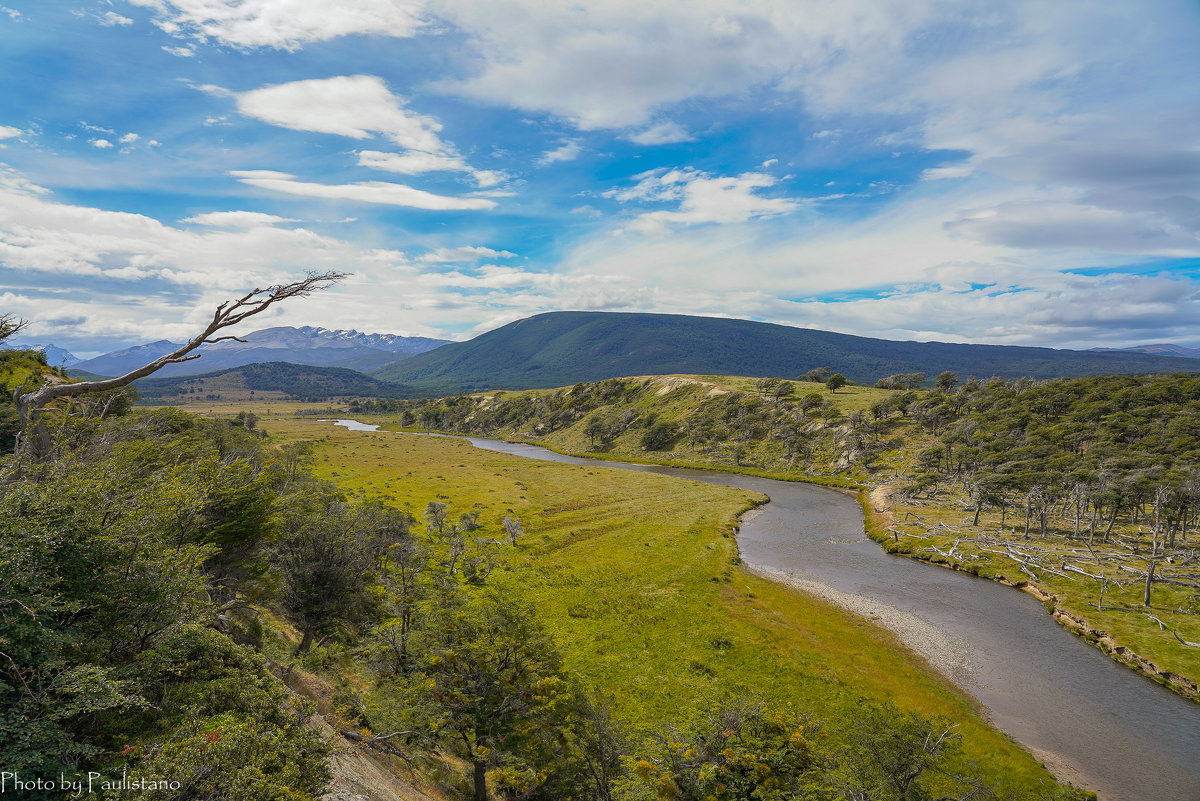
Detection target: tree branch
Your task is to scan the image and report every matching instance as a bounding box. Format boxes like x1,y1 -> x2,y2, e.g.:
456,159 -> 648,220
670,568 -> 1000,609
14,271 -> 347,423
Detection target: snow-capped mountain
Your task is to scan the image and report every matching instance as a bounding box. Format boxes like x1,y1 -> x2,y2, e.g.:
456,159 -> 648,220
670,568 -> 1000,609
72,327 -> 450,378
1,343 -> 82,367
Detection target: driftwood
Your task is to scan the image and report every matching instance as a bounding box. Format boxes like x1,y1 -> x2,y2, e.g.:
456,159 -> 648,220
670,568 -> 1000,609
339,729 -> 438,773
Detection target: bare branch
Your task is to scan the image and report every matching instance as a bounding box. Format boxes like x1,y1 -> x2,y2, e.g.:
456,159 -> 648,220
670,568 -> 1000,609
0,313 -> 29,346
15,271 -> 347,426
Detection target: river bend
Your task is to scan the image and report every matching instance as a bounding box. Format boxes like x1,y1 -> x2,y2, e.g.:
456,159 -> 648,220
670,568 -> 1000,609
331,422 -> 1200,800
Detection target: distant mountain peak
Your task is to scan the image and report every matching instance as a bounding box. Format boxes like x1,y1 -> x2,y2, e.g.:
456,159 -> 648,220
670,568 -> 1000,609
72,325 -> 450,378
1,342 -> 82,367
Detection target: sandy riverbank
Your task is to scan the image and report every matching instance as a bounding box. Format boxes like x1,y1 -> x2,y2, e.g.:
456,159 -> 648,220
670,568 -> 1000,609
747,564 -> 975,686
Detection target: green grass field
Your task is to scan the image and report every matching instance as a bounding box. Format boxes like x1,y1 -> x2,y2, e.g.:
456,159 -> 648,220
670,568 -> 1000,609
262,416 -> 1068,797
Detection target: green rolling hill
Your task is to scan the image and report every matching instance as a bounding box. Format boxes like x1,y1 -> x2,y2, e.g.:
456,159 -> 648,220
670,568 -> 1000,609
134,362 -> 407,402
372,311 -> 1200,394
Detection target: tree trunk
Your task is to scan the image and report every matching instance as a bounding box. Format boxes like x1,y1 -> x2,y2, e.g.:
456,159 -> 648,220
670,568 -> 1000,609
1143,558 -> 1156,607
473,759 -> 488,801
296,627 -> 315,654
1103,506 -> 1118,542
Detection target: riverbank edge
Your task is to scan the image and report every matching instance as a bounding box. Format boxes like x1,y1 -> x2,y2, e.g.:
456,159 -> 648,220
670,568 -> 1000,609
379,424 -> 1200,703
858,488 -> 1200,704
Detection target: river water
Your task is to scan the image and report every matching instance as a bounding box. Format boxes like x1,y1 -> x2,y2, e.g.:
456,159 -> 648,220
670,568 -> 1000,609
329,422 -> 1200,800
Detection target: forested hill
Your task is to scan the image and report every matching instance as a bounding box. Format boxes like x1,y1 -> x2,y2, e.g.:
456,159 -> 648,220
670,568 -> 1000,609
372,311 -> 1199,394
134,361 -> 407,402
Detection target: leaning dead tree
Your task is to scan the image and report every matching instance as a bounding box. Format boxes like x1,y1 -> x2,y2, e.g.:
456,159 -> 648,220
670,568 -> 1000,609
13,270 -> 346,459
0,313 -> 29,345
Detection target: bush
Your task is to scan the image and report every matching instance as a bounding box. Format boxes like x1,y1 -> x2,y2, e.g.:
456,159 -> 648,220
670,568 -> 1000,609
640,420 -> 678,451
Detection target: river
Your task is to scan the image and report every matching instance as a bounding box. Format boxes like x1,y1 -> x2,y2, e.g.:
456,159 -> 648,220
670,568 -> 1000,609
330,421 -> 1200,800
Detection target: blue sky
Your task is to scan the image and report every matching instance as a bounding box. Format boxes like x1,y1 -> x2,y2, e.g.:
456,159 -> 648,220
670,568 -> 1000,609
2,1 -> 1200,355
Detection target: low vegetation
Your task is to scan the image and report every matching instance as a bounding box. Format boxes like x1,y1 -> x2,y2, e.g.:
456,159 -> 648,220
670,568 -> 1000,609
370,371 -> 1200,694
263,418 -> 1070,799
0,353 -> 1078,800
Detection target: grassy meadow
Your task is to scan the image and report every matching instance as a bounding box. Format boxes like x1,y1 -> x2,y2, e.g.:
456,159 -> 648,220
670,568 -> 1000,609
254,413 -> 1066,796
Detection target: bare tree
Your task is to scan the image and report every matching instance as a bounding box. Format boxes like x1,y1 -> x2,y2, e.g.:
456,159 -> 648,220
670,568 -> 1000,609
12,271 -> 346,458
502,514 -> 524,546
0,313 -> 29,345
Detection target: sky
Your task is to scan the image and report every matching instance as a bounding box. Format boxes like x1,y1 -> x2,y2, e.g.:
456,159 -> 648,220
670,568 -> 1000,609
2,1 -> 1199,356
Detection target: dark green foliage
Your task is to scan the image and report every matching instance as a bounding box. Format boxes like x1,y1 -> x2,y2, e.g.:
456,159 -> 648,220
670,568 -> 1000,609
127,627 -> 329,800
380,589 -> 574,801
640,420 -> 679,451
936,371 -> 959,391
134,361 -> 408,402
0,409 -> 329,798
270,489 -> 397,652
371,311 -> 1198,394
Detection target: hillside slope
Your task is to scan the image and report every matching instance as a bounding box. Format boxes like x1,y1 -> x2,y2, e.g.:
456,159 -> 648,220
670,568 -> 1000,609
135,362 -> 406,402
373,311 -> 1199,393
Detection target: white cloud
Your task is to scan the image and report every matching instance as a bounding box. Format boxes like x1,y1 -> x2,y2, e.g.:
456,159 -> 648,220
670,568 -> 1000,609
420,246 -> 517,263
358,149 -> 468,175
0,126 -> 22,139
605,167 -> 798,233
0,6 -> 21,21
537,140 -> 581,166
626,121 -> 693,145
181,210 -> 301,227
234,75 -> 444,150
227,76 -> 504,188
230,170 -> 497,210
119,133 -> 140,144
356,149 -> 505,188
90,139 -> 114,149
125,0 -> 426,51
162,45 -> 196,57
423,264 -> 553,290
98,11 -> 134,26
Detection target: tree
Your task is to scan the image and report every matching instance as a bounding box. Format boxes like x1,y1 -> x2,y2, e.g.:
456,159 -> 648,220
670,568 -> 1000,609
626,698 -> 813,801
411,591 -> 572,801
270,491 -> 380,653
826,373 -> 848,393
640,420 -> 678,451
936,371 -> 960,392
828,702 -> 980,801
0,312 -> 28,345
502,514 -> 524,546
12,271 -> 345,459
800,366 -> 833,383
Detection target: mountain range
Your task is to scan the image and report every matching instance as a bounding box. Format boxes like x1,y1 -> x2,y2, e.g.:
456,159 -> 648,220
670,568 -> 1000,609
68,326 -> 449,377
1089,343 -> 1200,359
11,312 -> 1200,402
372,311 -> 1200,394
1,343 -> 83,367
